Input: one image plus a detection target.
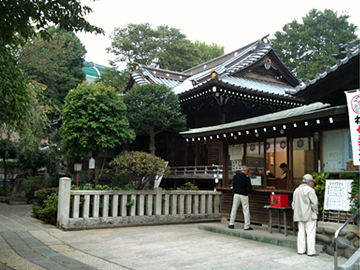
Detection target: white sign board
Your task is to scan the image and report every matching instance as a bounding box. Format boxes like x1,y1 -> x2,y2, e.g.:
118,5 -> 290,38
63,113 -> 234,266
324,180 -> 353,211
250,176 -> 262,186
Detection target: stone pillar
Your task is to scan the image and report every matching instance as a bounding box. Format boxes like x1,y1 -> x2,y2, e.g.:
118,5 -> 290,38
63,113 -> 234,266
155,188 -> 162,215
57,177 -> 71,229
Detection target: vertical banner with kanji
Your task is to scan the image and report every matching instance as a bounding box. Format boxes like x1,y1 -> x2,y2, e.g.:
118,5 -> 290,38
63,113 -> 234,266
345,90 -> 360,165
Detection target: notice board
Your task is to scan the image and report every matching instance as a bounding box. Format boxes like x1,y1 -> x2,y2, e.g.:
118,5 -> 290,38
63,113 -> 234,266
324,180 -> 353,211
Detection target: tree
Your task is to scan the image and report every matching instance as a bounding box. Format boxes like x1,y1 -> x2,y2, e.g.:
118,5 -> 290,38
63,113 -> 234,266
107,23 -> 224,72
0,0 -> 103,130
0,0 -> 103,48
194,40 -> 225,63
0,44 -> 30,128
0,139 -> 18,195
1,81 -> 50,192
61,82 -> 135,185
109,151 -> 170,190
272,9 -> 358,81
123,84 -> 187,155
95,68 -> 130,93
16,82 -> 50,176
18,26 -> 87,120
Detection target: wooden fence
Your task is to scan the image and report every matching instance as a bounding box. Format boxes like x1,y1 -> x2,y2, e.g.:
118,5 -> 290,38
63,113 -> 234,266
57,177 -> 222,230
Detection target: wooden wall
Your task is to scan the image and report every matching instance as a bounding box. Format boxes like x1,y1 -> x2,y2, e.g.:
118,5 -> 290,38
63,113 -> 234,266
217,188 -> 294,227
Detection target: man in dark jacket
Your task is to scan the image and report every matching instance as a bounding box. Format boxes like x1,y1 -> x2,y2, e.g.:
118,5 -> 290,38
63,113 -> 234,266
228,165 -> 253,230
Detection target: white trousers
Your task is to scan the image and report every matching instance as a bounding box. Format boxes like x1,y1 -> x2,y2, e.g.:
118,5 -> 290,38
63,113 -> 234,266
297,220 -> 317,255
229,194 -> 250,229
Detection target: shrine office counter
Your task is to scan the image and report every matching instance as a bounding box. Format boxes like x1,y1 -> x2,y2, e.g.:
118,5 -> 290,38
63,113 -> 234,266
216,188 -> 294,226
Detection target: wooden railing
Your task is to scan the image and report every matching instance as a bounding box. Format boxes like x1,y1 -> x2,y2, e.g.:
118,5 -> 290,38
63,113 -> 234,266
168,165 -> 223,179
57,177 -> 222,230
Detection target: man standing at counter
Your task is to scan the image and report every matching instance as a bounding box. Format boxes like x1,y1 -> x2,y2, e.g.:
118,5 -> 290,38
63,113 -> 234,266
292,174 -> 319,256
228,165 -> 253,230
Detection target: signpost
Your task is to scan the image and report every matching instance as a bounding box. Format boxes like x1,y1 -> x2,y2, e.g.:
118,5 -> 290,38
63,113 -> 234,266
74,163 -> 82,187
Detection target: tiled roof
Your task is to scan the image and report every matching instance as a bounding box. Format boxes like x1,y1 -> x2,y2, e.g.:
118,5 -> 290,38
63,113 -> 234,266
130,36 -> 299,99
289,40 -> 359,95
180,102 -> 331,136
220,75 -> 294,97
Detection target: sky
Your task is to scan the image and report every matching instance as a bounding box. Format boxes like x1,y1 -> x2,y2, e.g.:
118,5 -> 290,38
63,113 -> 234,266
77,0 -> 360,68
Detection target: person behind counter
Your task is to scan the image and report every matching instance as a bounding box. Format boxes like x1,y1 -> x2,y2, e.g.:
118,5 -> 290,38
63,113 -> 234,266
292,174 -> 319,256
279,163 -> 288,179
228,165 -> 253,230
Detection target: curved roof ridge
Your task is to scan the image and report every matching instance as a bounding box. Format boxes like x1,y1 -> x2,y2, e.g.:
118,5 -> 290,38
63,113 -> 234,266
224,46 -> 271,75
292,45 -> 359,94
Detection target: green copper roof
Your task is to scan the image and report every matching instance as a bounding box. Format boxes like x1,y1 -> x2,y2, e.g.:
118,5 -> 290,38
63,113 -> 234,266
82,61 -> 112,82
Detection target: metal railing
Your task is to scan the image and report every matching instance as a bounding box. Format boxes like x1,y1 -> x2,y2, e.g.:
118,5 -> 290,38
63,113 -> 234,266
169,165 -> 223,179
334,209 -> 359,270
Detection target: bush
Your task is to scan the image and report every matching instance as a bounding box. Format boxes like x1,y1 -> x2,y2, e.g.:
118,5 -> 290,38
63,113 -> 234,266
340,172 -> 360,214
178,182 -> 199,190
109,151 -> 170,190
34,187 -> 58,206
23,176 -> 42,203
34,193 -> 58,225
312,171 -> 330,212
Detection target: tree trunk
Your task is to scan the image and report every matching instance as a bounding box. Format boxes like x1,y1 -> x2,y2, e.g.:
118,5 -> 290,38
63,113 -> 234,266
149,126 -> 156,155
94,152 -> 99,186
2,159 -> 7,196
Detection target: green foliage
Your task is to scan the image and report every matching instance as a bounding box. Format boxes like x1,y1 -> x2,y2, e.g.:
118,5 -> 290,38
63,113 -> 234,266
34,187 -> 58,206
0,0 -> 104,48
123,83 -> 187,154
33,193 -> 58,225
312,171 -> 330,212
108,23 -> 224,72
0,139 -> 18,160
177,182 -> 199,190
0,43 -> 30,127
0,138 -> 18,195
95,68 -> 130,93
109,151 -> 170,190
193,40 -> 225,63
51,173 -> 63,188
272,9 -> 358,81
61,82 -> 135,184
340,172 -> 360,214
1,0 -> 103,134
23,176 -> 42,202
18,27 -> 87,120
126,200 -> 135,207
61,82 -> 135,158
18,146 -> 48,176
16,82 -> 50,148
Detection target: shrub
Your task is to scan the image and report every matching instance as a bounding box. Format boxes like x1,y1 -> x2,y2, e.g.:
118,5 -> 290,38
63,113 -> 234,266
312,171 -> 329,212
35,193 -> 58,225
34,187 -> 58,206
23,176 -> 42,203
340,172 -> 360,214
177,182 -> 199,190
109,151 -> 170,190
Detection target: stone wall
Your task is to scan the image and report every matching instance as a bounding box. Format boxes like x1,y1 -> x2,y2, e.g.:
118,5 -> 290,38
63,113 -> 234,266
316,221 -> 359,259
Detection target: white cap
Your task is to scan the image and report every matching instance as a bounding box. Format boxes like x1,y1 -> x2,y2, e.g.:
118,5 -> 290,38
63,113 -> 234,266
302,174 -> 314,183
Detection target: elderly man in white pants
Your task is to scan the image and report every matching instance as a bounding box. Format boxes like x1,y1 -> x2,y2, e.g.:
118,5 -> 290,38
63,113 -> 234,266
292,174 -> 319,256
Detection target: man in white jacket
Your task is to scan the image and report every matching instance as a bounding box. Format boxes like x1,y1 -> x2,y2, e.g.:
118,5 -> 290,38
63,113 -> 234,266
292,174 -> 319,256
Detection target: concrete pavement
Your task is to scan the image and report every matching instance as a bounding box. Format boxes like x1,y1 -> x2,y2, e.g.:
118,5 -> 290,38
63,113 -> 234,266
0,203 -> 347,269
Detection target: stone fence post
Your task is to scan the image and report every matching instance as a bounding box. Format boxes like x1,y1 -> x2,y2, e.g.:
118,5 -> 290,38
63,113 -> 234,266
57,177 -> 71,229
155,187 -> 162,215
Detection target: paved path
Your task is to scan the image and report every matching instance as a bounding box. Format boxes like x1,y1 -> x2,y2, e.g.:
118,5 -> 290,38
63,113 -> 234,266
0,203 -> 346,269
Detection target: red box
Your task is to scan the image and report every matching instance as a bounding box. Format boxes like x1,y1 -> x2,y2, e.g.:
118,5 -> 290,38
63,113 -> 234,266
270,194 -> 289,207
